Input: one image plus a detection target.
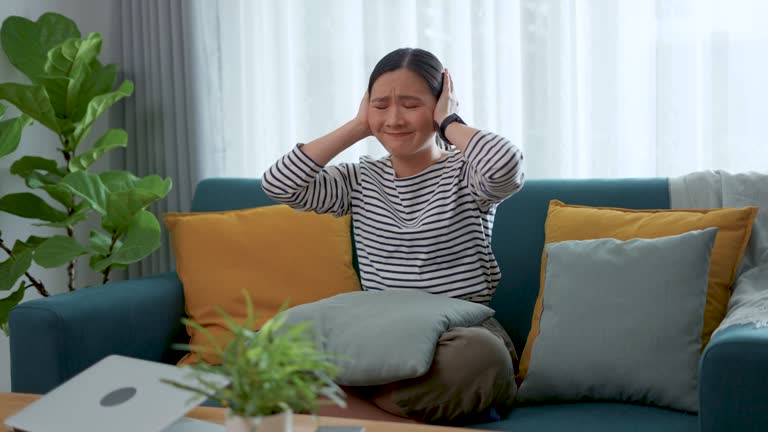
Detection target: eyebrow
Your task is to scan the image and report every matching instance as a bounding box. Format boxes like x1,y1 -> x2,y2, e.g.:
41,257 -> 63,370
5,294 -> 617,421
370,95 -> 425,103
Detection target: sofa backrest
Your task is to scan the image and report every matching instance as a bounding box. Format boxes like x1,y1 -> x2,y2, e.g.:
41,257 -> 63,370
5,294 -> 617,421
191,177 -> 670,351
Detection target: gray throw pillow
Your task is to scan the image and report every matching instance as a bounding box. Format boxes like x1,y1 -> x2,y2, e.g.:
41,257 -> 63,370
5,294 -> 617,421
280,290 -> 495,386
516,227 -> 718,412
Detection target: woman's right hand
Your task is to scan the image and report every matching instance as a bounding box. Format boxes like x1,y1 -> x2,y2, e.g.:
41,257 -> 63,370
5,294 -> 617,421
352,92 -> 373,140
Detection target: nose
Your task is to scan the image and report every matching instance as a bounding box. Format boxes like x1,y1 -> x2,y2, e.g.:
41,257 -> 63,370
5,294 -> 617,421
385,106 -> 406,128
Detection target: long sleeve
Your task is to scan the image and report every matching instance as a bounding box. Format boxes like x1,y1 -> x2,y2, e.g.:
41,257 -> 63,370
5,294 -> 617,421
261,145 -> 359,216
462,131 -> 525,211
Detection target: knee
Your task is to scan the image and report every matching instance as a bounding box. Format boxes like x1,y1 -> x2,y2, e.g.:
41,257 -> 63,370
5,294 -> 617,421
436,326 -> 515,389
370,327 -> 517,424
406,327 -> 517,423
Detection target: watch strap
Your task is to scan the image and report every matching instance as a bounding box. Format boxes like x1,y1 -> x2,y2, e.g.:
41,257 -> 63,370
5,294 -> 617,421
438,113 -> 466,144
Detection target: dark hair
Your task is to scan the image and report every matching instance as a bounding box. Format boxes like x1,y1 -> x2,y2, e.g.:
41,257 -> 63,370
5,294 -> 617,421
367,48 -> 444,98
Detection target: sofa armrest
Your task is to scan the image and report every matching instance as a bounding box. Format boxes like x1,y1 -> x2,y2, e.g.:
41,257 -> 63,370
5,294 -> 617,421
8,272 -> 186,394
699,323 -> 768,432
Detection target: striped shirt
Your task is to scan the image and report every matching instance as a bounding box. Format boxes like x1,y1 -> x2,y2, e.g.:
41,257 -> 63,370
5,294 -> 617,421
262,131 -> 524,304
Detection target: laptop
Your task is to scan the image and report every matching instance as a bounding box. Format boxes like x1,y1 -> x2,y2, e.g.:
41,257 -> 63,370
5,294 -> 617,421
5,355 -> 228,432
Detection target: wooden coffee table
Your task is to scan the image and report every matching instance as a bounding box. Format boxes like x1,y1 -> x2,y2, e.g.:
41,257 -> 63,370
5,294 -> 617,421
0,392 -> 468,432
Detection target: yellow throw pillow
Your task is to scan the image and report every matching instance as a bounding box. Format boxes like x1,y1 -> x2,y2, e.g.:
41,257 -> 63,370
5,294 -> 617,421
518,200 -> 758,381
164,205 -> 361,366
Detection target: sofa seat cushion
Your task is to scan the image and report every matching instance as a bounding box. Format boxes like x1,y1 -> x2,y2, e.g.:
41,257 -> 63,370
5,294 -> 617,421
468,403 -> 697,432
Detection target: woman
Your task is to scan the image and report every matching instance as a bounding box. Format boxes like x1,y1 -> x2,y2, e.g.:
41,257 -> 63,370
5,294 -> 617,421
262,48 -> 524,424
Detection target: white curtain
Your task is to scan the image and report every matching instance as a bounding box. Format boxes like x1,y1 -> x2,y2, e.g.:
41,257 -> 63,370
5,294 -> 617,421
188,0 -> 523,179
520,0 -> 768,178
186,0 -> 768,182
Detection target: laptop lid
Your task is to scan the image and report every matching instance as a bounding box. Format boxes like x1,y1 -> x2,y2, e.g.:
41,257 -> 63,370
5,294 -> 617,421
5,354 -> 228,432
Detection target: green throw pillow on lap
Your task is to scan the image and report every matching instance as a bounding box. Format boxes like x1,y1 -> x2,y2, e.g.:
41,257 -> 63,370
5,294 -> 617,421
517,227 -> 718,412
280,290 -> 495,386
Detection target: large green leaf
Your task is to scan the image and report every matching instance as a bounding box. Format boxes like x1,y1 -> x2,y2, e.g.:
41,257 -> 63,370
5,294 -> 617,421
11,236 -> 47,255
136,175 -> 173,198
71,80 -> 133,150
18,172 -> 75,208
0,113 -> 32,158
0,249 -> 32,291
103,189 -> 162,232
33,206 -> 88,228
0,83 -> 59,132
71,61 -> 116,122
98,171 -> 172,197
10,155 -> 66,178
60,171 -> 108,214
99,174 -> 171,232
57,117 -> 75,138
86,230 -> 125,273
0,281 -> 28,335
40,184 -> 74,208
69,128 -> 127,172
44,33 -> 102,118
99,171 -> 138,193
88,256 -> 128,273
37,75 -> 70,121
0,192 -> 67,222
22,171 -> 57,189
0,103 -> 5,117
111,210 -> 161,264
33,235 -> 88,268
88,230 -> 113,255
10,156 -> 70,207
0,13 -> 80,83
89,254 -> 111,273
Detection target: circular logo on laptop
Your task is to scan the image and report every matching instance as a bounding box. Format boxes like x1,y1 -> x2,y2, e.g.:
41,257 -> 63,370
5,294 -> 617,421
100,386 -> 138,407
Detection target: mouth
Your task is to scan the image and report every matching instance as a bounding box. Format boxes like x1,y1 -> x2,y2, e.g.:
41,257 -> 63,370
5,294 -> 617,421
384,132 -> 414,139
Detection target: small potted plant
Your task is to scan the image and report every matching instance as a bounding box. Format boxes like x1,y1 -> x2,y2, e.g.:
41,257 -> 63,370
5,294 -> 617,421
163,292 -> 346,432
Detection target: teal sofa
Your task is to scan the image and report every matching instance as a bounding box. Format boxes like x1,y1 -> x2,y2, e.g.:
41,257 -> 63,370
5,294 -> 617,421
9,177 -> 768,431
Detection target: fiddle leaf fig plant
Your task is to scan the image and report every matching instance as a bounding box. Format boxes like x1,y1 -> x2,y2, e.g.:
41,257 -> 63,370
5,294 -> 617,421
0,12 -> 172,334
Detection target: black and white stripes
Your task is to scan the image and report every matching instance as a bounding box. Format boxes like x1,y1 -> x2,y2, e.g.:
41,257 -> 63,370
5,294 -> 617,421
262,131 -> 524,304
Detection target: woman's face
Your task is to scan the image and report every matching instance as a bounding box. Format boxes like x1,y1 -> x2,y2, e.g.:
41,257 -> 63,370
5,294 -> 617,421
368,69 -> 437,158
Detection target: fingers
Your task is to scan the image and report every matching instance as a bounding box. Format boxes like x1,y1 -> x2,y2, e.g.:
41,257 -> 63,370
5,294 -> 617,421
356,90 -> 370,125
435,69 -> 459,122
442,69 -> 449,94
444,69 -> 455,94
443,69 -> 458,113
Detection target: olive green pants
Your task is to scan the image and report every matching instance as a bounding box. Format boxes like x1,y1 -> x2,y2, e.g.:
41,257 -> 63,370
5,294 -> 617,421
367,317 -> 518,424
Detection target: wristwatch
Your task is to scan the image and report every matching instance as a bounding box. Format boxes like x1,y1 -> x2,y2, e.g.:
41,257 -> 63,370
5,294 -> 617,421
437,113 -> 466,145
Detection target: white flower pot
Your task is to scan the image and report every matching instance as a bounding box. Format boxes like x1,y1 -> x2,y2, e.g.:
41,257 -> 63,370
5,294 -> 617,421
225,410 -> 293,432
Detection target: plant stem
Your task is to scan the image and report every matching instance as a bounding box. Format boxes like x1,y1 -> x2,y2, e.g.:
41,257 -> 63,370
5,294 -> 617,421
59,136 -> 71,161
0,236 -> 50,297
61,150 -> 76,292
66,226 -> 76,292
101,232 -> 119,285
102,266 -> 111,285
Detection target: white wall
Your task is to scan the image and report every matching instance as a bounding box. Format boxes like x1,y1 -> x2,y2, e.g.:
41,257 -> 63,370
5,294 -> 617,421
0,0 -> 121,392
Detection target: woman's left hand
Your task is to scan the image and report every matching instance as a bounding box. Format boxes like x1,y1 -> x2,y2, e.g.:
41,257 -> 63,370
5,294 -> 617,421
434,69 -> 459,124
